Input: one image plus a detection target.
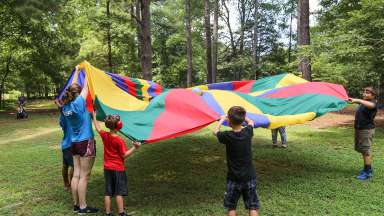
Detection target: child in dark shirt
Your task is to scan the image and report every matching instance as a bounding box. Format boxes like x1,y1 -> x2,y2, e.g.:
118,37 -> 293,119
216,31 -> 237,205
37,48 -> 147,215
213,106 -> 259,216
348,87 -> 378,180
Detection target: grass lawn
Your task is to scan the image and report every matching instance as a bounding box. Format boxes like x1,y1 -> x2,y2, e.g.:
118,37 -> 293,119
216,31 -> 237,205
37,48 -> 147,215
0,109 -> 383,215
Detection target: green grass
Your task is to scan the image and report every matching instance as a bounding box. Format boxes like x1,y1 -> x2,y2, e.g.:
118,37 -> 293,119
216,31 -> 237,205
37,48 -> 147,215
0,99 -> 57,112
0,110 -> 383,215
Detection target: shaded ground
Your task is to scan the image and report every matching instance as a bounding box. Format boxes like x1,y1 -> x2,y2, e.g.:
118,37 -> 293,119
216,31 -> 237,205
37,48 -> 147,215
307,106 -> 384,129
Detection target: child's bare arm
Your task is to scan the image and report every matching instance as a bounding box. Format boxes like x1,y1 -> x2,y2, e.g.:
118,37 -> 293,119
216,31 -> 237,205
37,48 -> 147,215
123,141 -> 141,158
80,75 -> 88,100
92,111 -> 101,133
54,99 -> 62,108
71,65 -> 81,84
213,115 -> 227,136
245,116 -> 254,126
348,98 -> 376,109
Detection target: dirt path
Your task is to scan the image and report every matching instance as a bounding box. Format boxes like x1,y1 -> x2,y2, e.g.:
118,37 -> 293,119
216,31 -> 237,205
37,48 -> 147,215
307,106 -> 384,129
0,128 -> 60,145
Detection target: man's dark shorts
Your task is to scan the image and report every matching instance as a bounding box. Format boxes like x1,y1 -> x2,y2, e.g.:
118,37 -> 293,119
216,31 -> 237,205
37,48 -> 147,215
104,169 -> 128,197
224,178 -> 260,210
62,148 -> 73,167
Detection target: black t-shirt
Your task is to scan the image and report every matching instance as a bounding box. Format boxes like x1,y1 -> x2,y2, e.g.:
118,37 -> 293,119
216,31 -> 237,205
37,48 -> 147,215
354,100 -> 377,129
216,125 -> 256,182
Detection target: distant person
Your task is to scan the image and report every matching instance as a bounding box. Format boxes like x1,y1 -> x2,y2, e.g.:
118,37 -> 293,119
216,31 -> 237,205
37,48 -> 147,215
348,87 -> 378,180
18,95 -> 26,107
271,126 -> 287,148
92,112 -> 141,216
213,106 -> 260,216
16,95 -> 28,119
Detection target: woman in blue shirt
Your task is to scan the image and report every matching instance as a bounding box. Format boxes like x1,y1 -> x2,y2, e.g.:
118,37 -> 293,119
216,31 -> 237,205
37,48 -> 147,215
61,65 -> 98,214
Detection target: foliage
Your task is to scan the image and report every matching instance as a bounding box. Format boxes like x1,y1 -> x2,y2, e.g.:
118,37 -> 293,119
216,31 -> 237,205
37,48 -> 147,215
312,0 -> 384,97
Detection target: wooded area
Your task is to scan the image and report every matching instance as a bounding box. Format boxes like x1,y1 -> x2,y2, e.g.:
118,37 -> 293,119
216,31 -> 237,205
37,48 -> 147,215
1,0 -> 384,108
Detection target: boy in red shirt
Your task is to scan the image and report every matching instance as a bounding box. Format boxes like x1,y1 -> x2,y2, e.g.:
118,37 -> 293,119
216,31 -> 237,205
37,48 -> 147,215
92,112 -> 141,216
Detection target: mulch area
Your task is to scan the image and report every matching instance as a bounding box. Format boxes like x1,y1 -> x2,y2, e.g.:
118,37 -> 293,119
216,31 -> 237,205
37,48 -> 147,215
307,106 -> 384,129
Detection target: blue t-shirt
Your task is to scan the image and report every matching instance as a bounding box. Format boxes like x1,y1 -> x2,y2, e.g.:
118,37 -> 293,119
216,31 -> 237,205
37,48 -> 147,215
62,96 -> 94,142
59,113 -> 72,150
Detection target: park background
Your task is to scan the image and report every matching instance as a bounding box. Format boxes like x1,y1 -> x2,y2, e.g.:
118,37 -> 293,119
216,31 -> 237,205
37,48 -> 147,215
1,0 -> 384,215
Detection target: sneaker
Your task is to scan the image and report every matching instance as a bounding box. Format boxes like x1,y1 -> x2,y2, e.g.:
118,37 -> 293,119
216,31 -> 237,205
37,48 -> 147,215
73,205 -> 80,212
272,144 -> 278,148
356,169 -> 373,180
78,206 -> 99,214
281,144 -> 288,148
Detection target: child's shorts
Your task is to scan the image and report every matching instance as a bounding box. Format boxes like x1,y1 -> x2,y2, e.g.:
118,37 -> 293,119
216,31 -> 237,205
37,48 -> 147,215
354,129 -> 374,155
62,148 -> 73,167
71,138 -> 96,157
224,178 -> 260,210
104,169 -> 128,197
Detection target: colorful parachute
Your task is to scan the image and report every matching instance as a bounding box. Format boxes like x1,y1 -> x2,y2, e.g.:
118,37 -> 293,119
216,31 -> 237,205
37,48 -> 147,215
59,61 -> 348,143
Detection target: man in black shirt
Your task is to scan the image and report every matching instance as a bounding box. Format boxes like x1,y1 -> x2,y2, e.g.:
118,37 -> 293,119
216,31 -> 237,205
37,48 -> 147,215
213,106 -> 259,216
348,87 -> 378,180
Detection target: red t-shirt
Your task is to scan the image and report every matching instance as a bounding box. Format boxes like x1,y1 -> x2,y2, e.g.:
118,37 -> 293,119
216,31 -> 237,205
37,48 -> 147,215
99,130 -> 129,171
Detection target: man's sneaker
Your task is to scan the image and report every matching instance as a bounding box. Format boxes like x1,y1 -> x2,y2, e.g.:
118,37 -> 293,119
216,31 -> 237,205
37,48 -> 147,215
78,206 -> 99,214
272,144 -> 278,148
281,144 -> 288,148
73,205 -> 80,212
356,169 -> 373,180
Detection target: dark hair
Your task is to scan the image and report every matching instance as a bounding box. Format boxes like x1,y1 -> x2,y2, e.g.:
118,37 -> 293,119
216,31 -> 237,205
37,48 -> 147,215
105,114 -> 120,130
62,83 -> 82,105
227,106 -> 246,126
364,87 -> 376,97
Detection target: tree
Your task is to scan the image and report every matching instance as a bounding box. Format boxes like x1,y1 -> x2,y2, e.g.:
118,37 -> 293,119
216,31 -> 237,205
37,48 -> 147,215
106,0 -> 113,72
212,0 -> 219,83
204,0 -> 213,84
131,0 -> 153,80
185,0 -> 193,87
252,0 -> 259,79
297,0 -> 311,81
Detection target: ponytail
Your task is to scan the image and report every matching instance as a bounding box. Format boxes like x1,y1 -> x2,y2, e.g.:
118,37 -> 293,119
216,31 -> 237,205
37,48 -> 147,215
62,83 -> 82,105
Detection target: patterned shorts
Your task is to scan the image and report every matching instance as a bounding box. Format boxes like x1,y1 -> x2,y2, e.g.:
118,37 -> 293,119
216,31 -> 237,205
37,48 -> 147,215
224,178 -> 260,210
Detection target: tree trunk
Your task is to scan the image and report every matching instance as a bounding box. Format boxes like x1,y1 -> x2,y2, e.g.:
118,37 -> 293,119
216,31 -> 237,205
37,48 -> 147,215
288,8 -> 293,64
239,0 -> 245,55
140,0 -> 152,80
252,0 -> 259,79
0,56 -> 12,109
106,0 -> 113,72
222,0 -> 236,58
135,0 -> 142,63
212,0 -> 218,83
185,0 -> 193,87
297,0 -> 311,81
204,0 -> 213,84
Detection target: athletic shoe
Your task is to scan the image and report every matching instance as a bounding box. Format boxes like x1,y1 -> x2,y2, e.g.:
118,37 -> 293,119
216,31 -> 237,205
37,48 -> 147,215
78,206 -> 99,214
272,144 -> 278,148
356,169 -> 373,180
73,205 -> 80,212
